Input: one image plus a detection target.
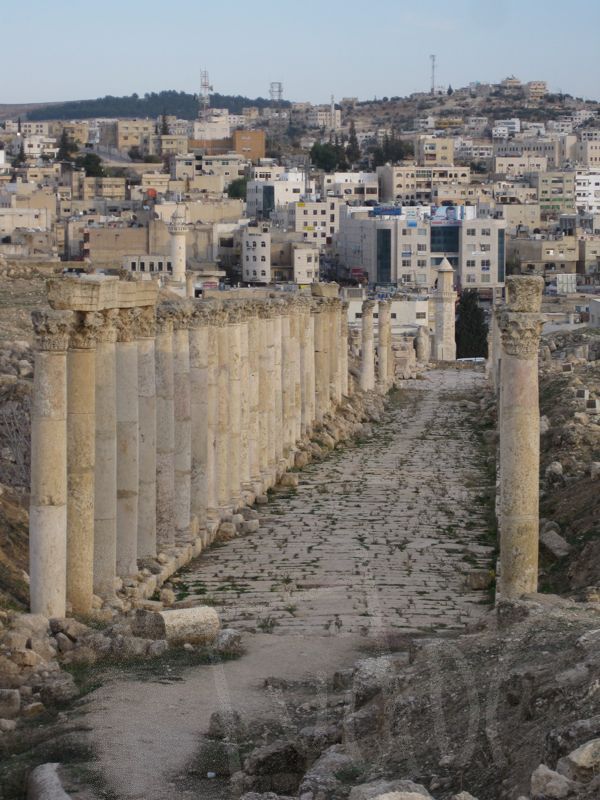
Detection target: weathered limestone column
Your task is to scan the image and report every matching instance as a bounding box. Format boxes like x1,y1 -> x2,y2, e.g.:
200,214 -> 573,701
228,308 -> 243,508
190,305 -> 210,537
116,308 -> 140,577
340,301 -> 350,397
238,306 -> 253,499
30,310 -> 72,617
67,311 -> 98,614
205,316 -> 219,524
326,300 -> 340,407
378,299 -> 391,391
155,306 -> 176,549
281,309 -> 294,460
360,299 -> 376,392
216,307 -> 231,512
306,303 -> 317,429
258,305 -> 274,488
488,298 -> 502,395
94,309 -> 118,599
173,304 -> 193,543
415,326 -> 431,364
289,301 -> 302,445
498,275 -> 544,599
136,307 -> 157,559
313,303 -> 329,422
247,310 -> 262,494
433,258 -> 457,362
272,305 -> 285,474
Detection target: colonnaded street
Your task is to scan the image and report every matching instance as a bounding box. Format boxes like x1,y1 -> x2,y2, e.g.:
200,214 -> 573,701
82,366 -> 496,800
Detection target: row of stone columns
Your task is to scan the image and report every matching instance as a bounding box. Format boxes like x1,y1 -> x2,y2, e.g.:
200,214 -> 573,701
31,279 -> 373,618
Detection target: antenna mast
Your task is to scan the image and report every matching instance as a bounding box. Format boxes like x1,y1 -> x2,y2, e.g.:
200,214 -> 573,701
430,54 -> 436,95
269,81 -> 284,150
199,70 -> 212,118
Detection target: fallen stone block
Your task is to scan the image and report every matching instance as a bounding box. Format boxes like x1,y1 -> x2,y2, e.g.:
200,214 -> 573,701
540,528 -> 571,560
0,689 -> 20,719
531,763 -> 576,798
27,762 -> 71,799
557,737 -> 600,781
132,607 -> 220,645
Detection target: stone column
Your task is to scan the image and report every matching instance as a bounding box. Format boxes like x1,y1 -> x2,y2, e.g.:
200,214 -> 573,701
306,304 -> 316,430
173,304 -> 192,543
272,306 -> 284,474
238,307 -> 253,500
340,302 -> 350,397
360,300 -> 376,392
258,306 -> 273,488
29,310 -> 72,617
228,308 -> 243,509
498,275 -> 544,600
247,311 -> 262,494
155,306 -> 176,550
329,300 -> 342,406
289,302 -> 302,445
190,306 -> 210,537
313,303 -> 329,422
216,307 -> 231,512
378,300 -> 391,391
94,309 -> 118,599
136,307 -> 157,559
281,309 -> 293,460
433,258 -> 457,362
67,311 -> 98,614
116,308 -> 140,577
205,317 -> 219,524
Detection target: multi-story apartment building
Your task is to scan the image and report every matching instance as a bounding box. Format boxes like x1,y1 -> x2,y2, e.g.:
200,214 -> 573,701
415,136 -> 454,166
242,224 -> 320,284
526,81 -> 548,100
282,197 -> 344,248
242,224 -> 271,282
377,164 -> 471,204
576,140 -> 600,167
246,170 -> 311,218
319,172 -> 379,203
575,169 -> 600,213
528,171 -> 576,215
458,217 -> 506,289
493,156 -> 548,178
507,234 -> 578,280
335,206 -> 432,286
306,105 -> 341,131
114,119 -> 155,151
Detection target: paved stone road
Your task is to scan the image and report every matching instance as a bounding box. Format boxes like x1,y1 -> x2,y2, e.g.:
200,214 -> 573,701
179,366 -> 495,637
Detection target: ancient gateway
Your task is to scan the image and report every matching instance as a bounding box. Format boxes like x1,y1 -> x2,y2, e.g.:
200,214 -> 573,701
28,272 -> 542,619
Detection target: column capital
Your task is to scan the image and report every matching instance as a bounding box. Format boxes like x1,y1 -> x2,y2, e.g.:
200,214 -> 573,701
135,305 -> 157,339
505,274 -> 544,313
172,300 -> 195,331
156,302 -> 177,335
362,299 -> 376,313
96,308 -> 119,344
498,311 -> 543,359
116,307 -> 141,343
70,310 -> 102,349
32,309 -> 73,352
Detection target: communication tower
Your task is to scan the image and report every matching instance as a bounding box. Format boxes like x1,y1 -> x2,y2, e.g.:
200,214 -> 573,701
430,55 -> 436,95
199,70 -> 213,118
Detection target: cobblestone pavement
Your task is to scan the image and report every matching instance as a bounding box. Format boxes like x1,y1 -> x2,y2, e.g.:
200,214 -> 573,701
179,366 -> 495,637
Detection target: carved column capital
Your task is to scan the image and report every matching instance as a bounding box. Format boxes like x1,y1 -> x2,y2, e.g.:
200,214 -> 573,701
498,311 -> 543,359
116,308 -> 141,343
70,310 -> 102,349
32,309 -> 74,351
135,305 -> 157,339
96,309 -> 119,344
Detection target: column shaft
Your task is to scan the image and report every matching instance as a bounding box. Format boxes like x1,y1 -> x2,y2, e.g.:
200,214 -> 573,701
190,314 -> 209,536
360,300 -> 375,392
216,314 -> 231,511
173,311 -> 192,542
228,316 -> 242,508
116,310 -> 139,577
155,311 -> 175,549
94,311 -> 118,598
137,308 -> 157,558
67,314 -> 97,613
29,311 -> 71,617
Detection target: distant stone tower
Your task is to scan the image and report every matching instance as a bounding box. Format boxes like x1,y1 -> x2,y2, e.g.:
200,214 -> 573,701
168,205 -> 187,285
433,258 -> 456,361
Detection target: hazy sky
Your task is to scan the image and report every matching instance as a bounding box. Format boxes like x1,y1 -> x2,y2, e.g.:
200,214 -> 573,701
3,0 -> 600,104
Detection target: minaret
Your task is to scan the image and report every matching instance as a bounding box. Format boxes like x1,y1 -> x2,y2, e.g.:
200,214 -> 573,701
433,257 -> 456,361
168,205 -> 187,286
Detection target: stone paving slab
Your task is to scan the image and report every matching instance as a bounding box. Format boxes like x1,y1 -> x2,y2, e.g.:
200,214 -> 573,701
180,368 -> 495,636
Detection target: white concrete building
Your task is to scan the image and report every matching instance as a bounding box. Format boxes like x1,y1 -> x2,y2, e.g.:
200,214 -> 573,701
575,169 -> 600,214
344,288 -> 429,335
246,170 -> 313,219
320,172 -> 379,203
242,224 -> 271,283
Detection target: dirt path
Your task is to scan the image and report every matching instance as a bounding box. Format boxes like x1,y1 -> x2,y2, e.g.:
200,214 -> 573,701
79,367 -> 495,800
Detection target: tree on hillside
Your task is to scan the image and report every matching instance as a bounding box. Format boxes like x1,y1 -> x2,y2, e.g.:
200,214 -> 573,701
12,142 -> 26,167
369,131 -> 413,167
57,129 -> 78,161
346,120 -> 361,165
455,290 -> 488,358
160,112 -> 169,135
227,177 -> 248,199
74,152 -> 105,177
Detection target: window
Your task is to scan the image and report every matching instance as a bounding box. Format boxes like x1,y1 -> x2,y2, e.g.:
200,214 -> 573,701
131,261 -> 136,269
417,244 -> 427,252
355,312 -> 362,319
261,270 -> 266,276
416,312 -> 426,319
253,270 -> 257,276
402,259 -> 411,267
481,228 -> 491,236
373,313 -> 379,319
466,259 -> 476,267
261,240 -> 266,247
253,256 -> 257,262
417,259 -> 427,267
480,244 -> 491,252
261,256 -> 266,262
466,228 -> 476,236
466,274 -> 476,283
